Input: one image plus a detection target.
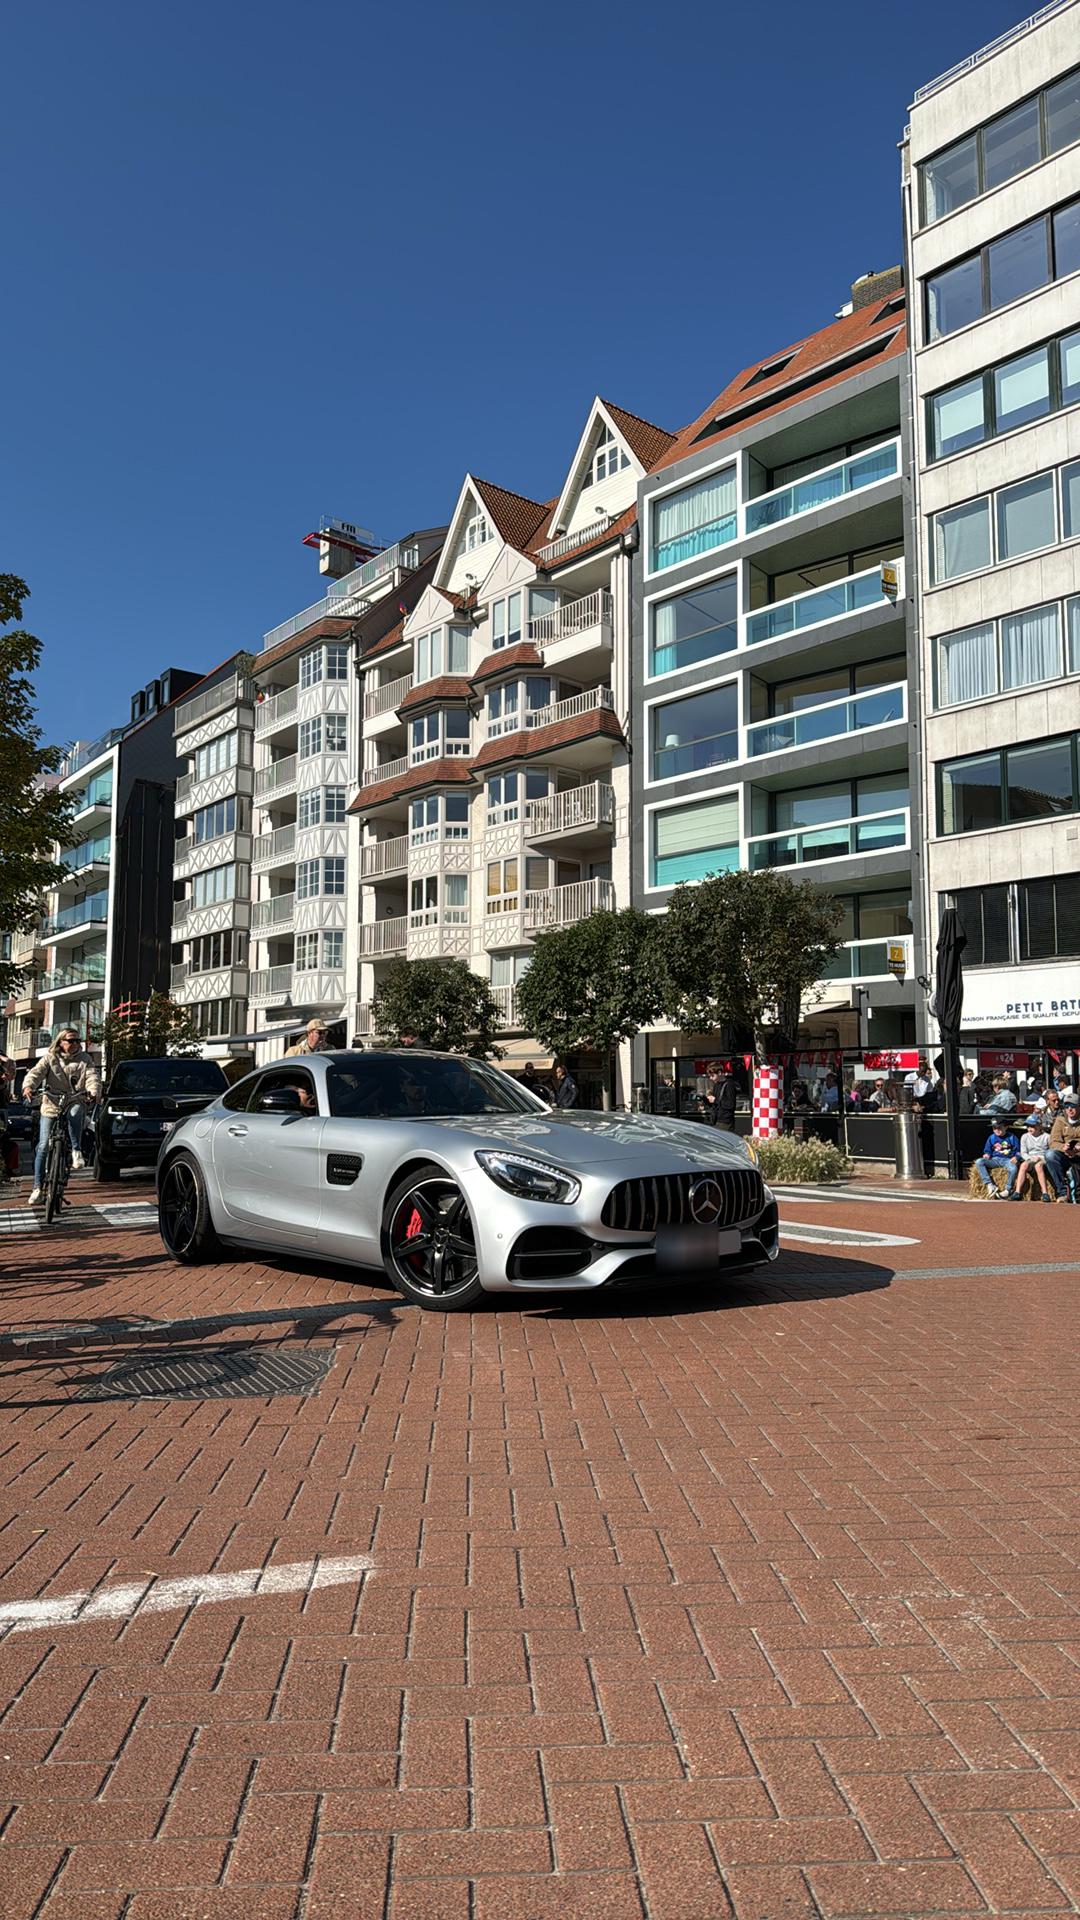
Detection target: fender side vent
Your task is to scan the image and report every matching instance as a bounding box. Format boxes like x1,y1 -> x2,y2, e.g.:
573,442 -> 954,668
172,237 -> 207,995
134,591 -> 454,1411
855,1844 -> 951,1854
327,1153 -> 364,1187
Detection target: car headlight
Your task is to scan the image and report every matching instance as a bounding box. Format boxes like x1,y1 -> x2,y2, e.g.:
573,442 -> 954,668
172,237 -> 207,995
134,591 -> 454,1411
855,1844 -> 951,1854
108,1108 -> 140,1118
475,1149 -> 581,1205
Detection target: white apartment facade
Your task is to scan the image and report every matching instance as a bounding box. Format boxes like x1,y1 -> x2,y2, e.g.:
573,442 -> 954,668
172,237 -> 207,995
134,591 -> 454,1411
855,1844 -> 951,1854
354,400 -> 674,1102
904,0 -> 1080,1076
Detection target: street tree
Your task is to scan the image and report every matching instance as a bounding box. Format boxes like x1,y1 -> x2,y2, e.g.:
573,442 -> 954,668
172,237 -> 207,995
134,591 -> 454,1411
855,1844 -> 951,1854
515,909 -> 665,1107
658,869 -> 845,1060
372,959 -> 504,1059
0,576 -> 74,1001
99,992 -> 203,1068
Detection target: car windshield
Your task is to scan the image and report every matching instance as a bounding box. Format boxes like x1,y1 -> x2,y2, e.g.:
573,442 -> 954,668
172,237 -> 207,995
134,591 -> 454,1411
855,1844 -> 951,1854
327,1054 -> 542,1120
109,1060 -> 227,1095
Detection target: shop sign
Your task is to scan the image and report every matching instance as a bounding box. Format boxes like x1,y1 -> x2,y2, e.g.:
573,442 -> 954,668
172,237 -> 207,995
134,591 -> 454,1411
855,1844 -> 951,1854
979,1048 -> 1029,1072
960,964 -> 1080,1028
864,1049 -> 919,1071
887,940 -> 907,978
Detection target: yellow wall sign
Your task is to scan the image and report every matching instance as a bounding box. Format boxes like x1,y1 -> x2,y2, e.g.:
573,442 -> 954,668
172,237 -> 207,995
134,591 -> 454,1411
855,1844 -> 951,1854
887,940 -> 907,976
880,561 -> 899,602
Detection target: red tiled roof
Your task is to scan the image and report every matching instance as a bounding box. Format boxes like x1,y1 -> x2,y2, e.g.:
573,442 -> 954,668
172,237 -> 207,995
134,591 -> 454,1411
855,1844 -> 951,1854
348,757 -> 475,814
472,706 -> 624,773
530,505 -> 637,573
362,620 -> 409,663
601,399 -> 677,471
472,478 -> 551,554
654,302 -> 908,473
398,675 -> 474,715
470,643 -> 544,686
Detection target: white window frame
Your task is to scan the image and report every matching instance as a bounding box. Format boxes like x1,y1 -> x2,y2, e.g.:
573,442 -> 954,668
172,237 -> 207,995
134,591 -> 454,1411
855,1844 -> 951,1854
642,784 -> 743,896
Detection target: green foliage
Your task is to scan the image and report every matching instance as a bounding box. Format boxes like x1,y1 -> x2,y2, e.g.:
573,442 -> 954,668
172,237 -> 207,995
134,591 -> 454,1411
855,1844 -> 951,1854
753,1135 -> 852,1184
516,910 -> 665,1060
99,992 -> 203,1067
0,576 -> 75,999
658,869 -> 845,1057
372,959 -> 504,1059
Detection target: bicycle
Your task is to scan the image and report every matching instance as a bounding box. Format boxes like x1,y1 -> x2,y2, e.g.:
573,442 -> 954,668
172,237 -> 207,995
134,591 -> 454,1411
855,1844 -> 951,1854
42,1092 -> 78,1224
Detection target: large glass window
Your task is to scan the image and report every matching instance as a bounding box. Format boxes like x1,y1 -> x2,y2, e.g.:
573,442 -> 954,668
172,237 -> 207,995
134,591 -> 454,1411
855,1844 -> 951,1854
1063,461 -> 1080,540
651,467 -> 736,571
486,859 -> 519,913
325,714 -> 347,753
651,684 -> 738,781
299,648 -> 322,689
1006,739 -> 1075,821
1064,331 -> 1080,408
1047,71 -> 1080,155
988,218 -> 1049,310
1055,200 -> 1080,278
926,255 -> 984,340
939,753 -> 1003,835
928,329 -> 1080,461
323,857 -> 345,895
939,735 -> 1079,834
194,732 -> 239,782
932,497 -> 991,581
651,796 -> 739,887
922,135 -> 979,222
924,196 -> 1080,341
930,376 -> 987,458
994,345 -> 1051,433
491,595 -> 522,651
296,859 -> 319,900
298,717 -> 322,759
983,97 -> 1041,189
996,472 -> 1055,559
326,644 -> 349,681
651,576 -> 737,676
193,797 -> 236,843
323,929 -> 344,969
937,623 -> 997,706
297,789 -> 321,829
324,786 -> 346,823
921,73 -> 1080,225
191,864 -> 238,908
1001,604 -> 1062,690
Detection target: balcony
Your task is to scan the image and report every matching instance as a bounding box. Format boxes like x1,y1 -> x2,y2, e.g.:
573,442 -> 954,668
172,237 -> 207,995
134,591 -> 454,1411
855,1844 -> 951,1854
353,1003 -> 374,1039
361,836 -> 408,879
254,755 -> 298,800
252,893 -> 296,935
746,683 -> 907,760
745,562 -> 902,648
749,808 -> 911,871
252,824 -> 296,871
250,965 -> 294,1005
60,834 -> 111,878
41,955 -> 108,996
171,962 -> 189,990
261,540 -> 422,649
360,755 -> 408,790
492,985 -> 522,1029
524,877 -> 616,931
255,686 -> 299,734
743,439 -> 900,538
822,934 -> 913,986
364,674 -> 413,721
525,782 -> 615,841
529,591 -> 613,673
42,897 -> 109,942
174,673 -> 255,739
508,687 -> 616,743
69,785 -> 113,829
60,729 -> 124,779
537,514 -> 620,567
360,917 -> 408,957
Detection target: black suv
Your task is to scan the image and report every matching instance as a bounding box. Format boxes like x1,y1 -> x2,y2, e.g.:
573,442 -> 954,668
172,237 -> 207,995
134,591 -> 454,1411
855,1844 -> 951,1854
95,1057 -> 228,1180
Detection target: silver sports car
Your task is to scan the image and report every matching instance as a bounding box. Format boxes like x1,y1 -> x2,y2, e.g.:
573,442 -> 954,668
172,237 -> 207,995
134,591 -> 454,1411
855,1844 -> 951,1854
156,1050 -> 779,1310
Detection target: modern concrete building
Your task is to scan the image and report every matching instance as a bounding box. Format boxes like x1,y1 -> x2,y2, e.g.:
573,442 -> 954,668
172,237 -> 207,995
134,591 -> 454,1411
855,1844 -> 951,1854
630,286 -> 921,1113
904,0 -> 1080,1081
38,669 -> 202,1056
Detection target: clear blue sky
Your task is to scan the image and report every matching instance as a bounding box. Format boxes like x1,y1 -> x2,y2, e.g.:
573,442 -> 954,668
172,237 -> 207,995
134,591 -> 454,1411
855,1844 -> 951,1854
6,0 -> 1023,749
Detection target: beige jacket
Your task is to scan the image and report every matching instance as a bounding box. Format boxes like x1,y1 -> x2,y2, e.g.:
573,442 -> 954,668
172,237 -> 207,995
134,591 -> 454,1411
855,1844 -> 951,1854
1048,1115 -> 1080,1153
24,1044 -> 101,1118
284,1039 -> 325,1059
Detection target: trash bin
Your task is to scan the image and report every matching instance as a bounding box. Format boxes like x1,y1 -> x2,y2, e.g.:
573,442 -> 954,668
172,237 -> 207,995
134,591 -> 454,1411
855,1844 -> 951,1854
893,1084 -> 924,1179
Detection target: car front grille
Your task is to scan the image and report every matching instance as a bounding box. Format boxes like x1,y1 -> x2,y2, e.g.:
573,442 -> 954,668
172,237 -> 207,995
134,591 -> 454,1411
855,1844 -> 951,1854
601,1166 -> 765,1234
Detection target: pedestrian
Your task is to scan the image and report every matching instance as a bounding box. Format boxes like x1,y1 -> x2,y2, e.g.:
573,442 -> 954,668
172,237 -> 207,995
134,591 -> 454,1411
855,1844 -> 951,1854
1046,1098 -> 1080,1203
971,1114 -> 1021,1200
1014,1114 -> 1054,1202
957,1068 -> 978,1116
286,1018 -> 329,1058
704,1061 -> 737,1132
397,1029 -> 419,1048
24,1028 -> 102,1206
552,1063 -> 579,1109
978,1075 -> 1018,1117
520,1063 -> 551,1104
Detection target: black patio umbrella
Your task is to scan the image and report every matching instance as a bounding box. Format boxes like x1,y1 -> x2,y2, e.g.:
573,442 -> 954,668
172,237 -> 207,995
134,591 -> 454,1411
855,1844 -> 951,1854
935,907 -> 967,1178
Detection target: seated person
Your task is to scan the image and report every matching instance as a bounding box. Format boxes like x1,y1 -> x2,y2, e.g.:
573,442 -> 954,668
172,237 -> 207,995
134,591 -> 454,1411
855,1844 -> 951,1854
979,1075 -> 1018,1117
972,1115 -> 1020,1199
1046,1099 -> 1080,1203
1015,1114 -> 1053,1202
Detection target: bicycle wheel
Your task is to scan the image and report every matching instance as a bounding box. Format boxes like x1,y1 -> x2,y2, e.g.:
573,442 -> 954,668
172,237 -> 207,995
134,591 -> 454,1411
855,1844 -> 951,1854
44,1129 -> 68,1224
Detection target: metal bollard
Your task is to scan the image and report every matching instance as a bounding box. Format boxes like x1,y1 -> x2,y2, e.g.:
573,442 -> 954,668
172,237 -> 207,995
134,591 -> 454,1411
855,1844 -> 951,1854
893,1084 -> 924,1179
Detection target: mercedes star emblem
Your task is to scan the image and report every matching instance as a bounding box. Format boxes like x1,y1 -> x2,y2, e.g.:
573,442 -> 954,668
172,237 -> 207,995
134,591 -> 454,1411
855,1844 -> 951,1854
688,1176 -> 725,1226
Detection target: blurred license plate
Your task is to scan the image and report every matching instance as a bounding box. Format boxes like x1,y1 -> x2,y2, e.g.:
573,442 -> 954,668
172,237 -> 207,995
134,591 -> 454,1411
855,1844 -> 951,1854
655,1226 -> 741,1272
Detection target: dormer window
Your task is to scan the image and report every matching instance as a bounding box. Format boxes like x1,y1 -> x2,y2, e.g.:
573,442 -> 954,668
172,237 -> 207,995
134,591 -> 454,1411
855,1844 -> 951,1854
582,426 -> 630,489
415,625 -> 470,684
491,593 -> 522,651
464,511 -> 490,552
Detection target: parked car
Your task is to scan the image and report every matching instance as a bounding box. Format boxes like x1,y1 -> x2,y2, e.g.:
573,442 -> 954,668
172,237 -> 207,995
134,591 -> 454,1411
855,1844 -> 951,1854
3,1098 -> 35,1142
156,1049 -> 779,1309
96,1056 -> 228,1180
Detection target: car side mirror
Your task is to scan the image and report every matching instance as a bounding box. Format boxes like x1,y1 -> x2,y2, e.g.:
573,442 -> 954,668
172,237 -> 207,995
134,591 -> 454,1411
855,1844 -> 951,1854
257,1087 -> 304,1113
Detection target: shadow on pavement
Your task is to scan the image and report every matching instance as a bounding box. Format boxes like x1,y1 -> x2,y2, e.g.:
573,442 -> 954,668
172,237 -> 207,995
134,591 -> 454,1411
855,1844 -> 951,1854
530,1248 -> 895,1319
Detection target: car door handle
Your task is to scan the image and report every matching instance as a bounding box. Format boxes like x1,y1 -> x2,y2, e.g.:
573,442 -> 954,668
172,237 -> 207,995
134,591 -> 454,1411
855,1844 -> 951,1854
226,1124 -> 249,1137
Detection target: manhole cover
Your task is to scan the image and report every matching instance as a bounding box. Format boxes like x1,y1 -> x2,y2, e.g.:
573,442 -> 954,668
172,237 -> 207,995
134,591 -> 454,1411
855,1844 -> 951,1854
74,1345 -> 333,1402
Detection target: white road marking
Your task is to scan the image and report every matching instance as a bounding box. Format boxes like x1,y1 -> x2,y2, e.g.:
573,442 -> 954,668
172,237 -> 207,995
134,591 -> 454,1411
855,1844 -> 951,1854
0,1553 -> 374,1639
779,1219 -> 919,1248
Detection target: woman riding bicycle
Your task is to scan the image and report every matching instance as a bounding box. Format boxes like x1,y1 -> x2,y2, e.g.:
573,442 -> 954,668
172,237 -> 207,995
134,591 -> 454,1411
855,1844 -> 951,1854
24,1028 -> 101,1207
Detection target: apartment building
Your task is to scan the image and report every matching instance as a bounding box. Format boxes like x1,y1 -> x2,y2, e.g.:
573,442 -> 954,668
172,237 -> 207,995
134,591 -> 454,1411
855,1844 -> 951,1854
352,401 -> 675,1101
630,287 -> 920,1112
904,0 -> 1080,1081
36,669 -> 202,1057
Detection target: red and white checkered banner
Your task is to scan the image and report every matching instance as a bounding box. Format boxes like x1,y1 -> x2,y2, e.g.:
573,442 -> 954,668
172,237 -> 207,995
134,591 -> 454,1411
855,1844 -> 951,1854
752,1064 -> 782,1140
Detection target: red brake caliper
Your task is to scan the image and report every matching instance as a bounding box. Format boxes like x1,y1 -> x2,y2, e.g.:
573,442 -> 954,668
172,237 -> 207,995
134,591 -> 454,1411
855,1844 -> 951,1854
404,1205 -> 423,1259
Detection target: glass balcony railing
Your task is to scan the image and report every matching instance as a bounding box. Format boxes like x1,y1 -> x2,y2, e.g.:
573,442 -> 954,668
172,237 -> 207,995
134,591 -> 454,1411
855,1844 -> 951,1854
744,439 -> 900,536
652,729 -> 739,782
62,833 -> 111,871
748,807 -> 910,870
41,954 -> 108,994
42,894 -> 109,937
747,683 -> 906,759
71,778 -> 114,816
746,563 -> 897,647
822,933 -> 913,983
651,512 -> 738,574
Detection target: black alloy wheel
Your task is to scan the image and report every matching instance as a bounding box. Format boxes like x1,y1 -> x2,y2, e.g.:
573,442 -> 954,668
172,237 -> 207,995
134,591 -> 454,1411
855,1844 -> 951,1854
158,1152 -> 221,1264
383,1167 -> 483,1310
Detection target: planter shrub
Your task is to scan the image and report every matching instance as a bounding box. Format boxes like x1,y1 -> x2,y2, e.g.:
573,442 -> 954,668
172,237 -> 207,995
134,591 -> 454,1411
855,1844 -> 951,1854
753,1136 -> 851,1184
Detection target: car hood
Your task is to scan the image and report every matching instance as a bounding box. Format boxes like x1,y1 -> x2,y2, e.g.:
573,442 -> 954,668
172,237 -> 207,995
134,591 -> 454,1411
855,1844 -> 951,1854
421,1110 -> 753,1173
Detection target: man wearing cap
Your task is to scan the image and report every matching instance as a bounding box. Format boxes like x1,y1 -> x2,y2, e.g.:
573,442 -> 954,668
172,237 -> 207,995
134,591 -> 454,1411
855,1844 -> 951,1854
1046,1098 -> 1080,1203
286,1019 -> 329,1058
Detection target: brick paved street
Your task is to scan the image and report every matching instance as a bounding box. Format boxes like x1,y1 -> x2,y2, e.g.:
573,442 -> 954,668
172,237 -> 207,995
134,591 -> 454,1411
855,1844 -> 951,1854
1,1169 -> 1079,1918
